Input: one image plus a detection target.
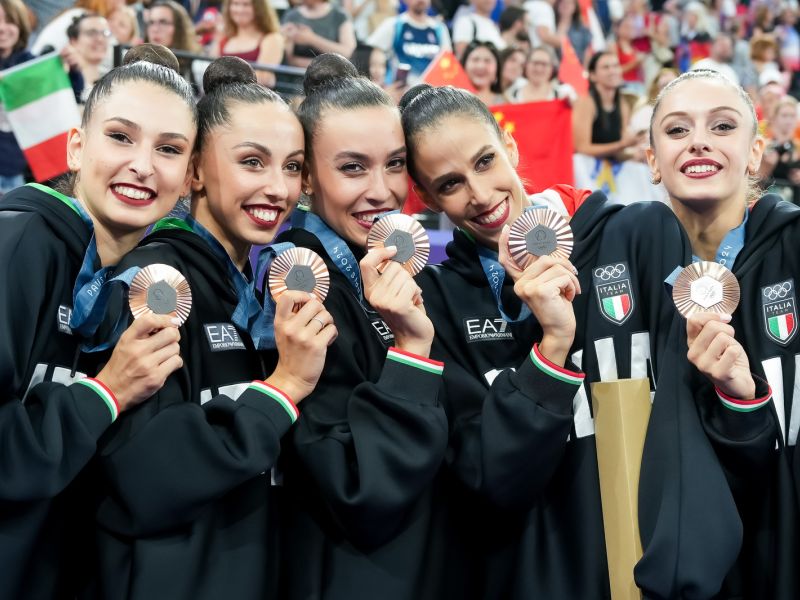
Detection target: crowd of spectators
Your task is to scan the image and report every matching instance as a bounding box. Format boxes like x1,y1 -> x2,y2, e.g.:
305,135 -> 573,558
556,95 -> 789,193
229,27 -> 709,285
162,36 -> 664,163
5,0 -> 800,204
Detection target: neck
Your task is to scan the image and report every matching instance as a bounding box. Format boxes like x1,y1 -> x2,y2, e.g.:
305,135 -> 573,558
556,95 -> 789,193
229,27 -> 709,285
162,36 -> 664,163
237,23 -> 258,35
74,194 -> 143,266
597,85 -> 616,104
409,8 -> 426,20
0,47 -> 11,60
192,198 -> 251,271
473,6 -> 490,17
671,197 -> 745,261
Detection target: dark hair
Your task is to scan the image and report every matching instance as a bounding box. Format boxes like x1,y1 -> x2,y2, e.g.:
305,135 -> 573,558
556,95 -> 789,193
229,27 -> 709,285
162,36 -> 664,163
0,0 -> 30,53
587,50 -> 614,75
399,84 -> 502,180
81,43 -> 197,128
461,40 -> 502,94
196,56 -> 286,151
66,12 -> 103,40
148,0 -> 201,52
297,53 -> 394,158
498,6 -> 526,33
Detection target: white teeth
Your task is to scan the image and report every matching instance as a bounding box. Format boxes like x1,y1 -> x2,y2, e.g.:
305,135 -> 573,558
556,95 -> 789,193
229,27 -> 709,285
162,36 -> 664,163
113,185 -> 153,200
354,211 -> 390,225
247,207 -> 278,222
685,164 -> 719,174
473,200 -> 507,225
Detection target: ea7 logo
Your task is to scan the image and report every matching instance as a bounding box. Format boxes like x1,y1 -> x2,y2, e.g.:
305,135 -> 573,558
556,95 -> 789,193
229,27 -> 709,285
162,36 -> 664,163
204,323 -> 246,352
593,262 -> 634,325
57,305 -> 73,335
463,317 -> 513,343
762,279 -> 798,346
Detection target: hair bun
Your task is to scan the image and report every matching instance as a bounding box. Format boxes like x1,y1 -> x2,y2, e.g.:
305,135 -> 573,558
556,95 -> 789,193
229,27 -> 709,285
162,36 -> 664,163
303,53 -> 359,97
399,84 -> 434,112
203,56 -> 257,95
122,43 -> 181,73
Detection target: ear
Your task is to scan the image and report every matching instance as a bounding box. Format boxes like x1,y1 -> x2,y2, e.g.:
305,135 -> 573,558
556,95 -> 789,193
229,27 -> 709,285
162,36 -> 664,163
66,127 -> 84,172
190,152 -> 204,193
645,145 -> 660,181
748,135 -> 767,174
502,128 -> 520,169
413,183 -> 441,213
301,164 -> 314,196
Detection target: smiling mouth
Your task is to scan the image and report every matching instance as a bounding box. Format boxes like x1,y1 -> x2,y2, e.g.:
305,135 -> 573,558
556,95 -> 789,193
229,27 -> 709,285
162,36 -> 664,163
244,205 -> 282,226
471,198 -> 509,228
684,164 -> 720,174
353,209 -> 393,229
111,184 -> 155,205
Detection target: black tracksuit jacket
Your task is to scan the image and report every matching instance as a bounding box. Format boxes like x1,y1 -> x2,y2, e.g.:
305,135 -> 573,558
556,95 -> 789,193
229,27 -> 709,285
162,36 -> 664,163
582,197 -> 799,600
85,223 -> 297,600
415,193 -> 622,600
276,226 -> 451,600
0,184 -> 120,600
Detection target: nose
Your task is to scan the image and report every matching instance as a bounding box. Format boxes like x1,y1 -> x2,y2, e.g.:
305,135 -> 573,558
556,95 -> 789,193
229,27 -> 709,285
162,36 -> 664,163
129,148 -> 154,180
468,176 -> 494,206
263,167 -> 289,202
687,127 -> 713,154
365,169 -> 393,205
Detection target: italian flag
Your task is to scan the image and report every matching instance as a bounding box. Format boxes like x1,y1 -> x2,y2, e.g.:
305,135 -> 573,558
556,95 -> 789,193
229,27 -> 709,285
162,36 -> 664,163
602,294 -> 630,321
769,313 -> 795,341
0,53 -> 79,182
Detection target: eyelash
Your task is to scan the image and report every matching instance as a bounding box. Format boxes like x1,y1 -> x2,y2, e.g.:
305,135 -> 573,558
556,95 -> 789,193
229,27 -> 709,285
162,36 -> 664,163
285,161 -> 302,173
108,131 -> 182,155
665,122 -> 737,136
476,153 -> 495,170
242,157 -> 263,168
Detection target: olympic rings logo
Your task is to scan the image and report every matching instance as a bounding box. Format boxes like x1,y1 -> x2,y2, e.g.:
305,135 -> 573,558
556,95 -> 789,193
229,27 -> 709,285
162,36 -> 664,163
763,282 -> 792,301
594,264 -> 626,280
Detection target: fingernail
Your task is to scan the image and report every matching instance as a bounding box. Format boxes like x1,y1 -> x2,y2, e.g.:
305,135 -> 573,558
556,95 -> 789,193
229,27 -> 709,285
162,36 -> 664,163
719,313 -> 732,322
170,317 -> 182,326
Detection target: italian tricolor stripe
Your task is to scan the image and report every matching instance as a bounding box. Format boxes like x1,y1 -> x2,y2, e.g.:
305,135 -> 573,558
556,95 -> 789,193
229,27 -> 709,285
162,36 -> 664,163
387,347 -> 444,375
249,381 -> 299,423
75,378 -> 119,422
716,387 -> 772,413
0,53 -> 80,182
602,294 -> 630,320
530,344 -> 584,385
768,313 -> 794,341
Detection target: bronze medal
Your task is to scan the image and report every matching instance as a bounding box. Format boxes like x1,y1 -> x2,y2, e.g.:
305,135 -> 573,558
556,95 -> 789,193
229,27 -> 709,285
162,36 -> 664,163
128,264 -> 193,325
268,247 -> 330,303
366,213 -> 430,276
507,208 -> 573,269
672,261 -> 740,318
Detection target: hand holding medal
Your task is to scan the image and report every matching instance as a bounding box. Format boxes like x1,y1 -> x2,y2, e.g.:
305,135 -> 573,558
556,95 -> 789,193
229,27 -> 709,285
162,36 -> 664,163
671,261 -> 740,318
268,247 -> 330,304
506,207 -> 573,270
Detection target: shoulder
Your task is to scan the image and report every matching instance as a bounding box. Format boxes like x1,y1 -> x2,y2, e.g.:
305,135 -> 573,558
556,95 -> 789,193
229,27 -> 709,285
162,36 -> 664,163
116,234 -> 187,273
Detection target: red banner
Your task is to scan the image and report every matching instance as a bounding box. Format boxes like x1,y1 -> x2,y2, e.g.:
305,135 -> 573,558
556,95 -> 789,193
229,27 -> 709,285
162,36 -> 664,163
421,50 -> 475,92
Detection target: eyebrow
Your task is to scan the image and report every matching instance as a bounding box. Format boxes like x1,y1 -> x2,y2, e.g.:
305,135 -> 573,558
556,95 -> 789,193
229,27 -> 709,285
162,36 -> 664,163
430,145 -> 495,189
332,146 -> 407,162
234,141 -> 271,156
471,145 -> 493,163
659,106 -> 743,125
104,117 -> 190,143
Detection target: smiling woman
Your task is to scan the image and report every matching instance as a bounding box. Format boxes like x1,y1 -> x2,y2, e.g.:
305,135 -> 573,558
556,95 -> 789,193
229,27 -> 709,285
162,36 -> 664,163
276,53 -> 450,600
0,44 -> 195,600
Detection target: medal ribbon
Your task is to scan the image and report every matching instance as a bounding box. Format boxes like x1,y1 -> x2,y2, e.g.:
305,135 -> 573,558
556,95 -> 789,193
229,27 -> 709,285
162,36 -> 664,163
291,206 -> 365,303
664,209 -> 749,290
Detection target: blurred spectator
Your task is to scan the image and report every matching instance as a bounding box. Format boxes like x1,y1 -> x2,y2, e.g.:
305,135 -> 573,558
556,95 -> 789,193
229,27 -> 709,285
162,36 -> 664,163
213,0 -> 283,87
0,0 -> 34,194
498,6 -> 529,50
367,0 -> 450,85
691,32 -> 739,84
108,4 -> 140,44
452,0 -> 505,58
523,0 -> 560,51
32,0 -> 122,54
752,3 -> 776,38
750,34 -> 781,83
146,0 -> 200,51
281,0 -> 356,67
65,12 -> 110,102
507,45 -> 576,103
759,95 -> 800,205
345,0 -> 397,43
757,78 -> 786,136
674,1 -> 712,71
556,0 -> 591,64
572,51 -> 643,160
350,42 -> 386,83
612,13 -> 645,94
498,45 -> 525,92
194,0 -> 223,48
461,40 -> 506,105
730,18 -> 758,93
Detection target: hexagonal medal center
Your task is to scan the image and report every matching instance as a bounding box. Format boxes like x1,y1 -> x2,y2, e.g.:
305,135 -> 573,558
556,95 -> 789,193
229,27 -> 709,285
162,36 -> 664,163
690,276 -> 723,309
525,225 -> 557,256
147,280 -> 178,314
385,230 -> 415,263
285,265 -> 316,293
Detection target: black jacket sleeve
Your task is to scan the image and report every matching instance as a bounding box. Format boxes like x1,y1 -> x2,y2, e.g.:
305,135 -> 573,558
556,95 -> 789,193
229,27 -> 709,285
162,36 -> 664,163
0,215 -> 114,502
286,287 -> 449,550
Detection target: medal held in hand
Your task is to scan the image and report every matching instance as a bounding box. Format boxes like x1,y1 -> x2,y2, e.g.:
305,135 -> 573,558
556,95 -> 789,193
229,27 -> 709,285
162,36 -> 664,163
366,213 -> 430,276
672,261 -> 740,318
507,208 -> 573,269
268,247 -> 330,303
128,264 -> 193,325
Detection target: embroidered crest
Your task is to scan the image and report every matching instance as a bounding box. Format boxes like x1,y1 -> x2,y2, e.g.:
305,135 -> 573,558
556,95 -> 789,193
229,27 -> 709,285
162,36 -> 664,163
762,279 -> 797,346
593,262 -> 634,325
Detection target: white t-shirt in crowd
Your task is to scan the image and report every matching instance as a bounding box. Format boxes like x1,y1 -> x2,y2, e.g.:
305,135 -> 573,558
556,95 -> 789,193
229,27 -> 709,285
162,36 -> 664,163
691,58 -> 740,85
452,12 -> 506,49
523,0 -> 555,48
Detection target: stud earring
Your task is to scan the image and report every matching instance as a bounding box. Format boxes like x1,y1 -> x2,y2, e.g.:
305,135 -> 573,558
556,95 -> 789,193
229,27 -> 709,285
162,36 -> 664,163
650,174 -> 662,185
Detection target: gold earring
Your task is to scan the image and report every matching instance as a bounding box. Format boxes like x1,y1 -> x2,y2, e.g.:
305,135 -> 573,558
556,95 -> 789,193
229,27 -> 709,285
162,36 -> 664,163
651,174 -> 662,185
747,166 -> 757,176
